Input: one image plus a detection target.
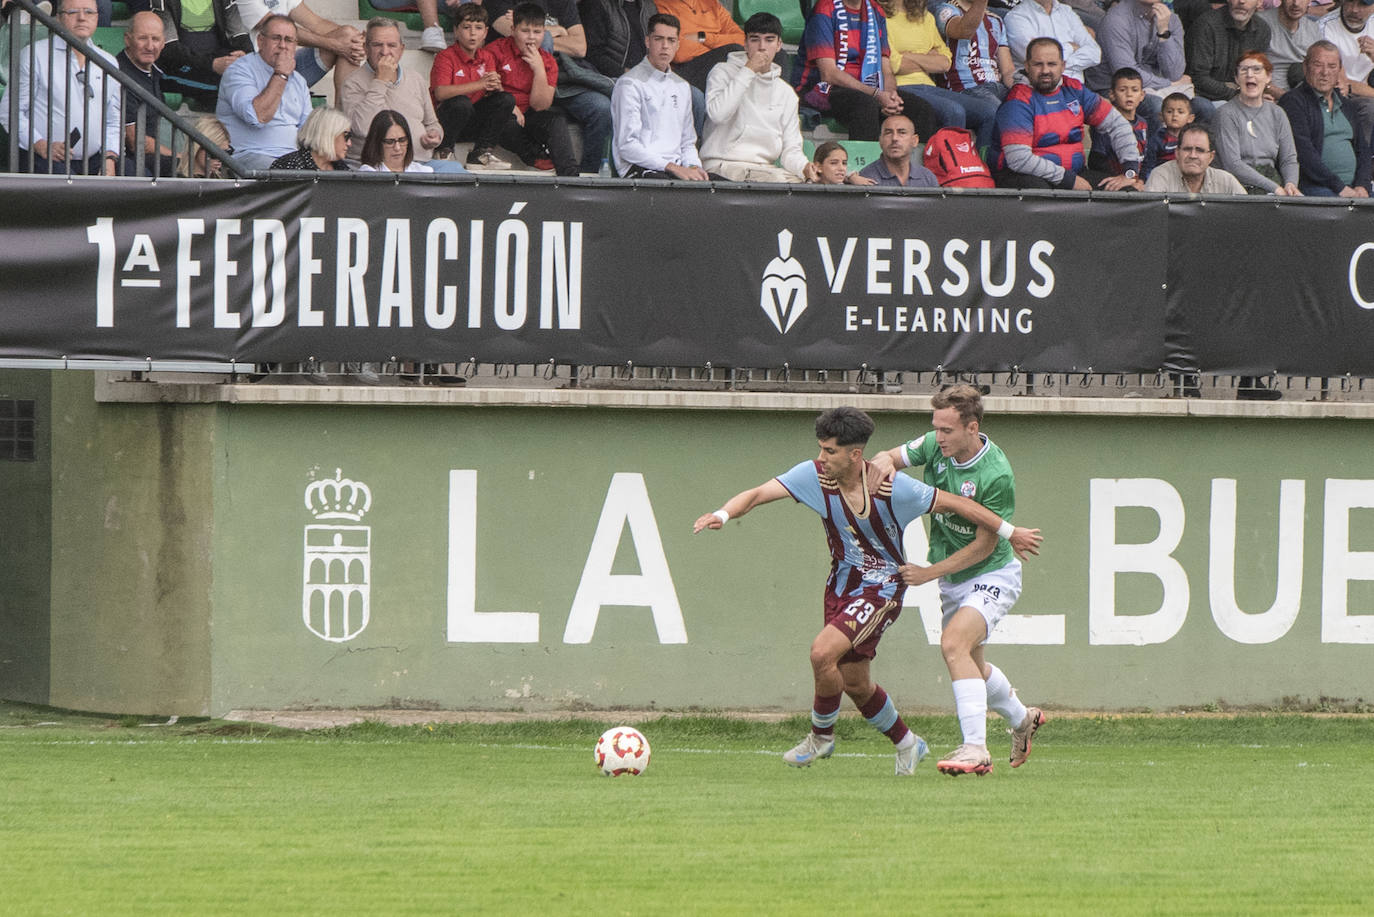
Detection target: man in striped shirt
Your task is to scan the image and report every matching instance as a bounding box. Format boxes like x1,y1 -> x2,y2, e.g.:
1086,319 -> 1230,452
694,406 -> 1041,775
990,37 -> 1143,189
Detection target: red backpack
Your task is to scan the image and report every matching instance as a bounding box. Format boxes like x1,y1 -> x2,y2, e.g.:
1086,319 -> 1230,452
921,127 -> 994,188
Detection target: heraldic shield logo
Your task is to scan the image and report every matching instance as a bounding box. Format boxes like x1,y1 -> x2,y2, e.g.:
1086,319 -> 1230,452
302,469 -> 373,642
760,228 -> 808,333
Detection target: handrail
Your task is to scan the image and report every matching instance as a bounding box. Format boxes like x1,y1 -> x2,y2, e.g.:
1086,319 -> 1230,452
4,0 -> 245,177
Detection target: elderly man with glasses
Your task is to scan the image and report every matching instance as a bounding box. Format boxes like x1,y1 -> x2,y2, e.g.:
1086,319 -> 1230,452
215,14 -> 314,169
1144,123 -> 1247,192
1,0 -> 123,174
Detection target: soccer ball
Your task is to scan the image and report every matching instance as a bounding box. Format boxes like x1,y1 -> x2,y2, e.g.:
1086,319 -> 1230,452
594,726 -> 651,777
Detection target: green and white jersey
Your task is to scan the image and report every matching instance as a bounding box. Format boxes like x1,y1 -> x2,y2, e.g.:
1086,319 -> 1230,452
900,432 -> 1015,584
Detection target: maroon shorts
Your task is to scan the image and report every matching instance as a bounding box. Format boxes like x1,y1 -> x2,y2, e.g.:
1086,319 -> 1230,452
823,590 -> 903,662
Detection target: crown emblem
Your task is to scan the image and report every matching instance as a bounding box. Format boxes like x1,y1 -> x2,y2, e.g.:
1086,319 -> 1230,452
305,469 -> 372,522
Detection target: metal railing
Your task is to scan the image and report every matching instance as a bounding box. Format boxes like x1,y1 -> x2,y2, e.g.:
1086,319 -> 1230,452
3,0 -> 243,178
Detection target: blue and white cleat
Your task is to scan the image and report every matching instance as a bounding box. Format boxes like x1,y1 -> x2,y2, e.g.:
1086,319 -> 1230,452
783,732 -> 835,767
895,734 -> 929,776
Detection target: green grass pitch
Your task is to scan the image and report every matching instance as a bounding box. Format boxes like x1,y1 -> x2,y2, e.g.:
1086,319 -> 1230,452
2,704 -> 1371,916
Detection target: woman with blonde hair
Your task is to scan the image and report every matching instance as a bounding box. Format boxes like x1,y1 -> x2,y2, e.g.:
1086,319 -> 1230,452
178,116 -> 232,178
270,107 -> 352,171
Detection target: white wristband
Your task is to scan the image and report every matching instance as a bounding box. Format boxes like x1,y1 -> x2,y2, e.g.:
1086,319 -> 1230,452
997,520 -> 1015,540
712,509 -> 730,524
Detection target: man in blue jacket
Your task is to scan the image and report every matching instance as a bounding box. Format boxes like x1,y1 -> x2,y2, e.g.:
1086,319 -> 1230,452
1277,40 -> 1372,197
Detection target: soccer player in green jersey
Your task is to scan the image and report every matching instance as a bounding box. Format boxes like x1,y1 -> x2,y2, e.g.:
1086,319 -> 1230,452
870,384 -> 1046,776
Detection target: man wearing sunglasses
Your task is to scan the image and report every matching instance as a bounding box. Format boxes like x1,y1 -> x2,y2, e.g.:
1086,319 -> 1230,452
2,0 -> 124,174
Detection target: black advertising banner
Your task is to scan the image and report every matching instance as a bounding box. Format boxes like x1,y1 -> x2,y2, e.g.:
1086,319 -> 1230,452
1166,199 -> 1374,376
3,174 -> 1330,374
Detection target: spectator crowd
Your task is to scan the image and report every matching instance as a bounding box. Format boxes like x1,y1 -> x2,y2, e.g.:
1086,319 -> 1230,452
8,0 -> 1353,397
4,0 -> 1374,200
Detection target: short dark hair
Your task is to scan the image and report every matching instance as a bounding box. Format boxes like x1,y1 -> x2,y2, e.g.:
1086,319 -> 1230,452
1178,123 -> 1214,152
815,407 -> 875,447
512,2 -> 547,29
743,11 -> 782,37
1162,92 -> 1192,109
931,383 -> 984,426
454,2 -> 488,24
647,12 -> 680,33
1111,67 -> 1143,88
1025,36 -> 1063,62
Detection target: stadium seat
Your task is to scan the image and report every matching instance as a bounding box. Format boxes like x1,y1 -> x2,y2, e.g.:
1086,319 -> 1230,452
90,26 -> 125,57
358,0 -> 442,33
110,1 -> 131,21
732,0 -> 806,45
801,139 -> 880,172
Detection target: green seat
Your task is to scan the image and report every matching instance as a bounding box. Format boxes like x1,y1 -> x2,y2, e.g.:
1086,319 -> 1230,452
110,1 -> 132,21
90,26 -> 125,57
358,0 -> 440,32
732,0 -> 806,45
802,139 -> 881,172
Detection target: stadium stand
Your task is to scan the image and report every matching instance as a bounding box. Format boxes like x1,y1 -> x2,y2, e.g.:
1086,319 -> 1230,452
3,0 -> 1374,402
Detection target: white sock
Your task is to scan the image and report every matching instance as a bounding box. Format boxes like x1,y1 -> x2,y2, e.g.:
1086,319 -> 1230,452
985,664 -> 1028,727
951,678 -> 988,746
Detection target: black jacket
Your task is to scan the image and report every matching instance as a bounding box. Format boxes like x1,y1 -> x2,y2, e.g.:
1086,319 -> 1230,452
579,0 -> 658,79
131,0 -> 252,86
1277,81 -> 1372,194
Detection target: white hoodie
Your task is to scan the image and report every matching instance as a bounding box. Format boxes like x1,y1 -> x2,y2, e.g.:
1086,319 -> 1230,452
700,50 -> 809,179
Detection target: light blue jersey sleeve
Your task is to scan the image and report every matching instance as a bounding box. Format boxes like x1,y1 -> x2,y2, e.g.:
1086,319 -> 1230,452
889,473 -> 937,526
775,460 -> 826,517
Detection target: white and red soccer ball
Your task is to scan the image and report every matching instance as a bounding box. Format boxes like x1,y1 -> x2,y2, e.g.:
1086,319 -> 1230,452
594,726 -> 650,777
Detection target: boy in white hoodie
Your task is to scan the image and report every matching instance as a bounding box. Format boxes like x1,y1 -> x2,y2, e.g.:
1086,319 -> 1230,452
700,13 -> 821,182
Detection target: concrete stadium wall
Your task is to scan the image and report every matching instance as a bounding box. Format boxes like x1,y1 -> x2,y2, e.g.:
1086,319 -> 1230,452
2,375 -> 1372,715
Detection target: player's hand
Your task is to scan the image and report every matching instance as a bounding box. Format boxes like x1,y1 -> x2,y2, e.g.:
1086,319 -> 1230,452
1072,174 -> 1093,191
693,512 -> 725,534
421,128 -> 443,149
898,563 -> 935,586
867,451 -> 898,494
876,88 -> 904,115
480,71 -> 502,91
1009,526 -> 1043,560
1150,2 -> 1171,31
802,161 -> 822,183
845,172 -> 876,185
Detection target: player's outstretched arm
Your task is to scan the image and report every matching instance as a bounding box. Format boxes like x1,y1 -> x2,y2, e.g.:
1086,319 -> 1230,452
865,446 -> 906,494
931,490 -> 1043,559
693,478 -> 791,533
900,527 -> 999,587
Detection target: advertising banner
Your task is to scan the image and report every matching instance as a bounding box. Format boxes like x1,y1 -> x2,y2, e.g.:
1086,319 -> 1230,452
4,178 -> 1374,373
0,178 -> 1168,370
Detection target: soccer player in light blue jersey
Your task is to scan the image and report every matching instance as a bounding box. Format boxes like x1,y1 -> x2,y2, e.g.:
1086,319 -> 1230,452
694,406 -> 1042,775
871,384 -> 1047,776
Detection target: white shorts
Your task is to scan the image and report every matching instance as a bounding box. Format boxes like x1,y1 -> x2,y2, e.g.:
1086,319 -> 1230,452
939,560 -> 1022,643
